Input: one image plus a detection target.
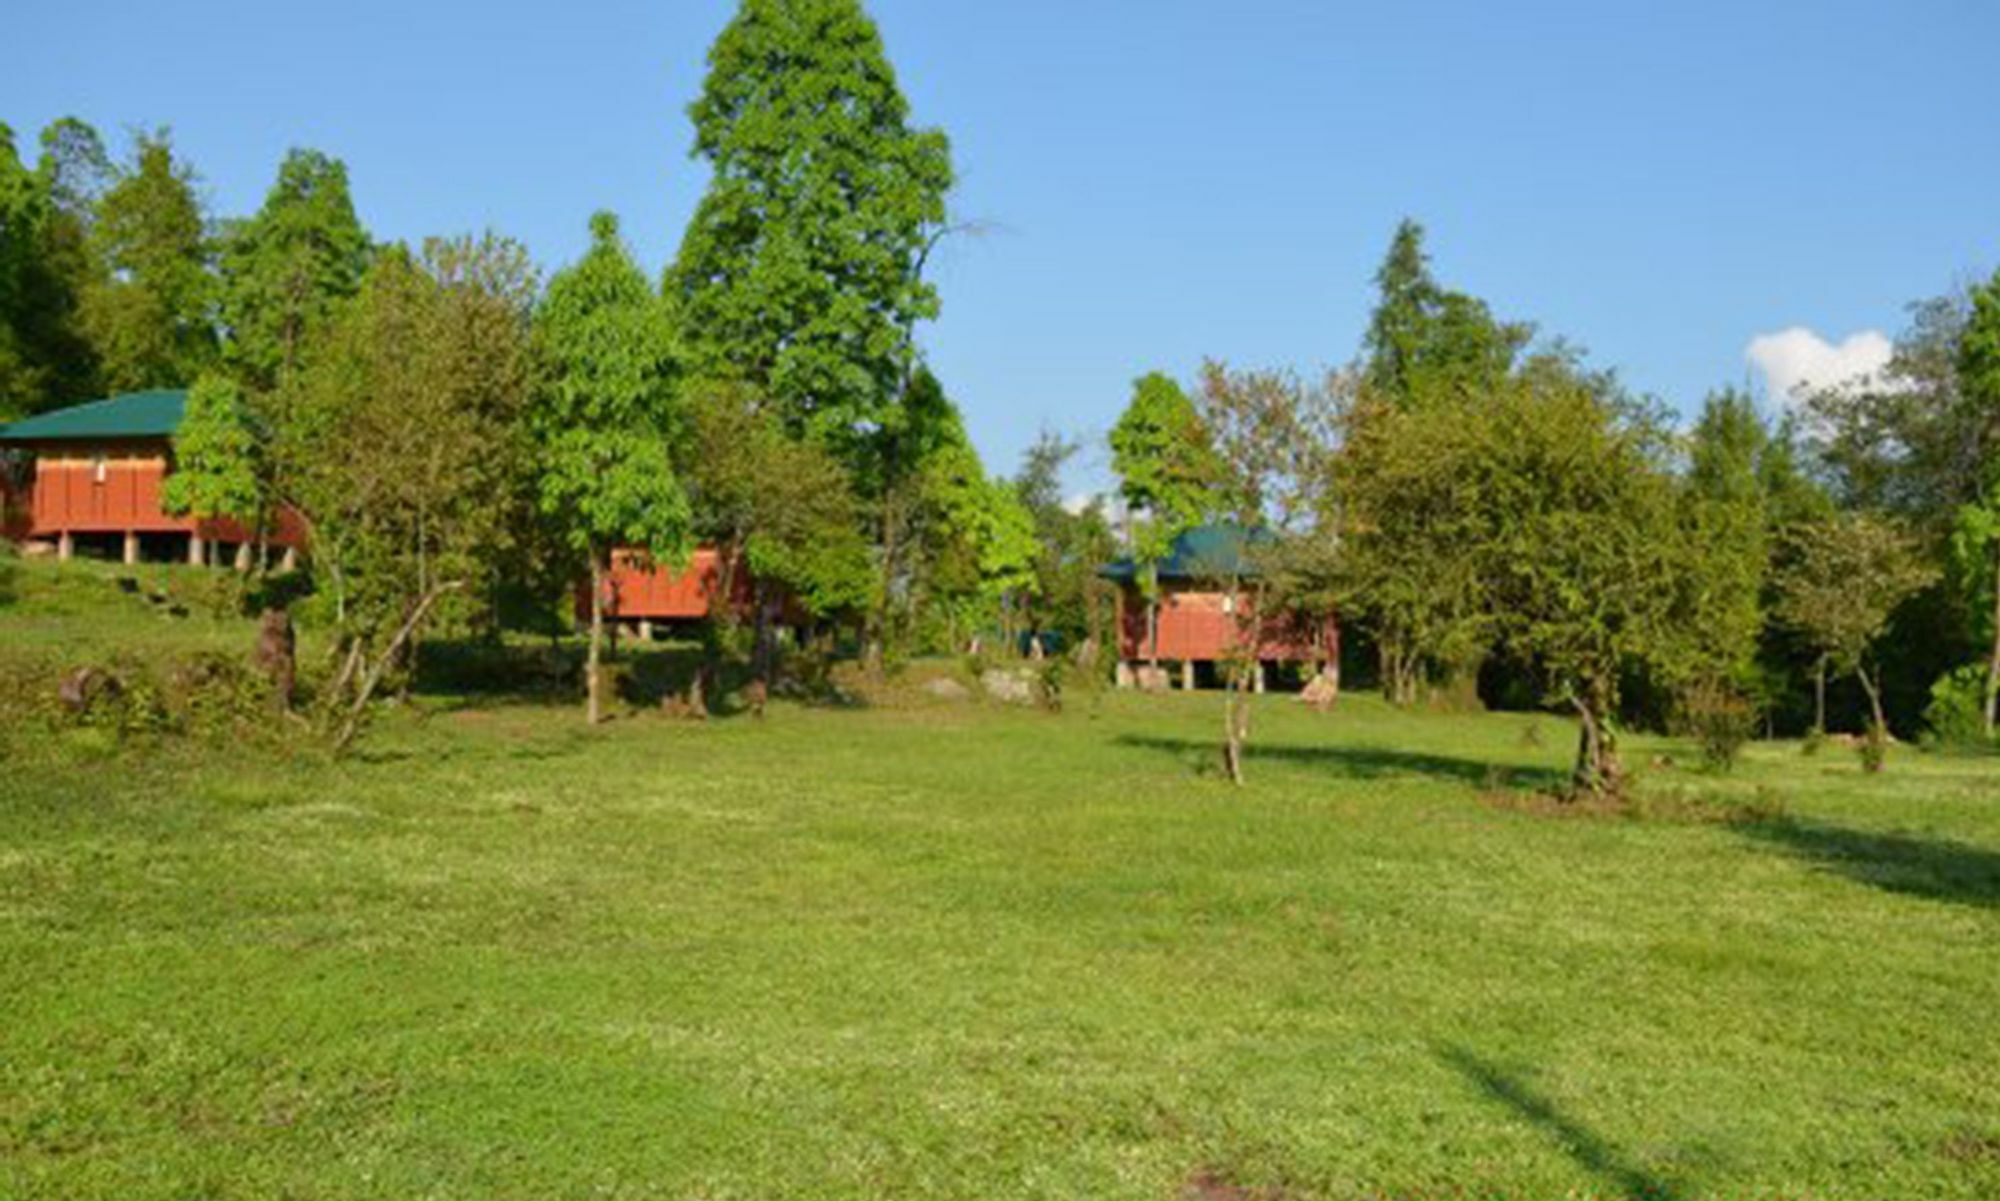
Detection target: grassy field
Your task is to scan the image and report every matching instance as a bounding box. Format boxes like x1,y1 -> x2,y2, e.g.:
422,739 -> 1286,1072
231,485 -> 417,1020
2,559 -> 1997,1200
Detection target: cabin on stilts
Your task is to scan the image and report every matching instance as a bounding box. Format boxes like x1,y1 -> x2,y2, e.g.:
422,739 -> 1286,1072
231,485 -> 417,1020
1100,523 -> 1337,692
0,390 -> 304,568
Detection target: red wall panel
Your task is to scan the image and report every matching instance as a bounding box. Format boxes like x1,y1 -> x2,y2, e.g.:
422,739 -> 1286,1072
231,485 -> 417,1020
1116,583 -> 1333,663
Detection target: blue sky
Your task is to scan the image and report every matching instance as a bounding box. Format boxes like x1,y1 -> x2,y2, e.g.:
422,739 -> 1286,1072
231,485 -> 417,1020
13,1 -> 1998,493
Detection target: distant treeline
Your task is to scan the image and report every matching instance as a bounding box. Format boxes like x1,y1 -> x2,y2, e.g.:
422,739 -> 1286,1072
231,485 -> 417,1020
4,0 -> 1997,782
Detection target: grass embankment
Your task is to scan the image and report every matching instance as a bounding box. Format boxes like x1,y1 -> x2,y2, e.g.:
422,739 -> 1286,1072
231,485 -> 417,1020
2,558 -> 1996,1199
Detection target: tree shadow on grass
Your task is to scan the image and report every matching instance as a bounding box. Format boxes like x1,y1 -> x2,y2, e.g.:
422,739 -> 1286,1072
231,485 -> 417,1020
1112,733 -> 1565,791
1441,1046 -> 1685,1201
1733,817 -> 2000,910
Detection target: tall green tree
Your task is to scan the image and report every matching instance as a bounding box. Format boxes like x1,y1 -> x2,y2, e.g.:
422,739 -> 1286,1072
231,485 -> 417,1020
861,364 -> 964,660
0,124 -> 45,418
160,373 -> 261,534
0,119 -> 107,417
280,236 -> 539,749
1947,269 -> 2000,733
1479,358 -> 1686,795
534,212 -> 691,725
667,0 -> 954,441
219,148 -> 371,392
1801,278 -> 2000,732
1775,512 -> 1937,746
1334,378 -> 1494,706
1361,218 -> 1529,405
1194,361 -> 1340,783
1677,388 -> 1772,693
82,131 -> 216,391
681,378 -> 874,685
1013,432 -> 1118,657
1110,371 -> 1217,664
1355,220 -> 1530,705
908,398 -> 1037,654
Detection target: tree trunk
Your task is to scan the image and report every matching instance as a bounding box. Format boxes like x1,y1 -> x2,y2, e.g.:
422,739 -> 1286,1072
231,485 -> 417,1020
1814,655 -> 1828,735
587,555 -> 605,726
1568,680 -> 1621,799
870,485 -> 905,681
1146,594 -> 1160,668
1220,583 -> 1257,786
748,584 -> 773,718
333,582 -> 462,753
1325,617 -> 1342,703
1381,640 -> 1417,708
1856,663 -> 1887,736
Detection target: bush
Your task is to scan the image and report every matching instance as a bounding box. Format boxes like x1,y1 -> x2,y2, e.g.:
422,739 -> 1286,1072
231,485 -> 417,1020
1681,681 -> 1756,771
166,651 -> 275,738
1859,722 -> 1889,773
1922,664 -> 1992,751
1034,657 -> 1066,713
1802,727 -> 1826,757
4,649 -> 282,751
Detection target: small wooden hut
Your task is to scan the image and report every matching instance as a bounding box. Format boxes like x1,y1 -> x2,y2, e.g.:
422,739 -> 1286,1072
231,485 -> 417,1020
0,390 -> 303,566
1100,523 -> 1336,690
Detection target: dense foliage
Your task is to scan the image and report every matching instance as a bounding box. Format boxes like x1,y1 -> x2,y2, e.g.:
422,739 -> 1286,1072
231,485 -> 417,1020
3,2 -> 1996,772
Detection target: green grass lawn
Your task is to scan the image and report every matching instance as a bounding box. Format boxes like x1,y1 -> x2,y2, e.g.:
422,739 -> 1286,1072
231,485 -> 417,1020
2,561 -> 1997,1199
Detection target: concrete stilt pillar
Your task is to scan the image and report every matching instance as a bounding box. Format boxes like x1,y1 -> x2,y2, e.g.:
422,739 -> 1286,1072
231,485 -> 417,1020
57,531 -> 74,562
234,542 -> 252,573
280,546 -> 298,572
1253,662 -> 1267,694
188,533 -> 205,566
1181,660 -> 1196,691
123,531 -> 140,565
638,619 -> 654,641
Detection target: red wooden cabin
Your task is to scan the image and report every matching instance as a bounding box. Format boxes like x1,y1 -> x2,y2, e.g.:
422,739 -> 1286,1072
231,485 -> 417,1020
591,546 -> 759,633
0,390 -> 304,566
1101,524 -> 1337,689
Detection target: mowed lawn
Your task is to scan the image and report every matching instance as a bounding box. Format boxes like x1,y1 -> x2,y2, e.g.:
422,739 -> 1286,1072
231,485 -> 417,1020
2,588 -> 1997,1198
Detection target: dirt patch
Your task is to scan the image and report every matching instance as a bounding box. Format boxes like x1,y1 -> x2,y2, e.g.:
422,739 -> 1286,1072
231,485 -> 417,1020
1941,1131 -> 2000,1164
1477,788 -> 1628,820
1182,1169 -> 1287,1201
1477,784 -> 1786,825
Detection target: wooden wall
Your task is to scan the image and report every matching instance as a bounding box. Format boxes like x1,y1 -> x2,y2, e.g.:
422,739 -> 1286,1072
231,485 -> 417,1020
1117,582 -> 1334,663
13,439 -> 304,545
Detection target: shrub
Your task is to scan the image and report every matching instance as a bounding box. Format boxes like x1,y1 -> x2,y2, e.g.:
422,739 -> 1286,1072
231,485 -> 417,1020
1802,727 -> 1826,757
1859,722 -> 1890,773
166,651 -> 275,738
1034,657 -> 1066,713
0,538 -> 18,607
1922,664 -> 1992,751
1681,682 -> 1757,771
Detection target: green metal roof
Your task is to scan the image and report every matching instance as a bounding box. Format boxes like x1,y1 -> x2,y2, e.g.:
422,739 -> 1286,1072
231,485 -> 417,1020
0,389 -> 186,443
1100,522 -> 1273,582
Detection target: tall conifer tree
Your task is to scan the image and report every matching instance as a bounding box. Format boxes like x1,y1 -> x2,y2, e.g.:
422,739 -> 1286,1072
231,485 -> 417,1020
667,0 -> 953,441
536,212 -> 692,725
219,149 -> 371,392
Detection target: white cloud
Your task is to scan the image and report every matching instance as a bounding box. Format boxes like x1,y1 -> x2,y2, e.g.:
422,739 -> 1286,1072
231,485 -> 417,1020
1745,327 -> 1893,406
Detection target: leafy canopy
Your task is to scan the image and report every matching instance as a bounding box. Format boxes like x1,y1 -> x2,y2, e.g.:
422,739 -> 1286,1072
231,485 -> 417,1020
534,211 -> 690,567
160,374 -> 261,523
83,131 -> 216,392
1775,512 -> 1937,678
219,148 -> 371,391
1110,371 -> 1218,576
668,0 -> 953,441
1362,218 -> 1529,404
